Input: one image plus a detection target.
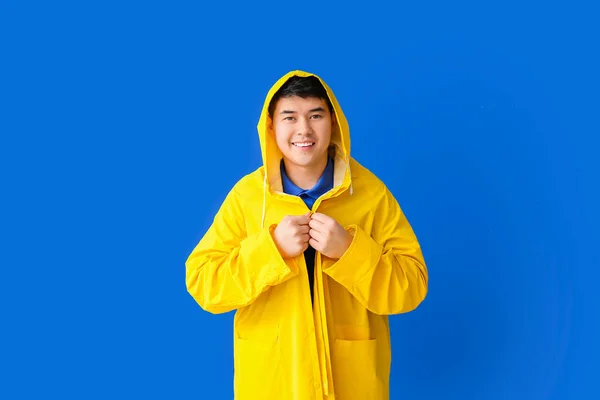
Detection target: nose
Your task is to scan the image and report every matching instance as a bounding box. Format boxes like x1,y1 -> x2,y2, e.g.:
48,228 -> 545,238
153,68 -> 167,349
296,116 -> 314,135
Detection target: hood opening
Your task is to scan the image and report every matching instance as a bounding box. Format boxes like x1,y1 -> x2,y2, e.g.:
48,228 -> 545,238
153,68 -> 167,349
257,70 -> 353,227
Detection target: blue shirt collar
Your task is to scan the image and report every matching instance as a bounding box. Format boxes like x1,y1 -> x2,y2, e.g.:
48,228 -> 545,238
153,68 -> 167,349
281,157 -> 334,202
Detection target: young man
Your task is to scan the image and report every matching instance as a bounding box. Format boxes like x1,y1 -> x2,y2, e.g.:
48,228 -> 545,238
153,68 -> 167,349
186,70 -> 428,400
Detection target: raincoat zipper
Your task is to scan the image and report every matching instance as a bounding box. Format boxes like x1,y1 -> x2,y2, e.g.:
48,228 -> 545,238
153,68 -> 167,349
311,197 -> 334,397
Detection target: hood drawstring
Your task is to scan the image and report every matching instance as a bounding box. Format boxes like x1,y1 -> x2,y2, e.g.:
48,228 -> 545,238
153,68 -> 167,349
261,172 -> 267,229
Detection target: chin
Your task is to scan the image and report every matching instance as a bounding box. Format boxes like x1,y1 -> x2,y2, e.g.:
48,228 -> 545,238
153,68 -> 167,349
282,150 -> 328,167
295,158 -> 325,168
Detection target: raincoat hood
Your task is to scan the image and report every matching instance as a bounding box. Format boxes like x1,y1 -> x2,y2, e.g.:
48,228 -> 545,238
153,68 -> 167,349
257,70 -> 353,197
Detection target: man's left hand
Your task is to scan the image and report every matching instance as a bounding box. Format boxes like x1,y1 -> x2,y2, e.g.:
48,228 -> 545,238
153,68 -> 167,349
308,213 -> 353,259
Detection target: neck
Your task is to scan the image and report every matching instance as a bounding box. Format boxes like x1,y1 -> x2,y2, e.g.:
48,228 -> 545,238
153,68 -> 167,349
284,157 -> 329,190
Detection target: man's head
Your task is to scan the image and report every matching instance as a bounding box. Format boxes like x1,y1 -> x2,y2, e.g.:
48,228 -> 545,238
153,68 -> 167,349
268,76 -> 336,174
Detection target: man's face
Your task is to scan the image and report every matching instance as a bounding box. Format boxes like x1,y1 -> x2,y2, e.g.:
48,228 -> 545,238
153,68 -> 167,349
272,96 -> 334,171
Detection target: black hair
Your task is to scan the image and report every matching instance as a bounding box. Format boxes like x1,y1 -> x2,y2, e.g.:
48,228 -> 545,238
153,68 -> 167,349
268,75 -> 334,117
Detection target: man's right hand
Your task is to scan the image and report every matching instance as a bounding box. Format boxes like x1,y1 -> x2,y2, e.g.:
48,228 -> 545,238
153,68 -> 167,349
273,212 -> 311,259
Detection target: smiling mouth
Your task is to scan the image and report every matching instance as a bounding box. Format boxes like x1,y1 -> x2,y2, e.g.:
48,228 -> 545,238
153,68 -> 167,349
292,142 -> 315,148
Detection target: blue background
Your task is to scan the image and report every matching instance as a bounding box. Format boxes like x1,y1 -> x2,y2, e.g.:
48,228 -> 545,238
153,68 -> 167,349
1,1 -> 599,399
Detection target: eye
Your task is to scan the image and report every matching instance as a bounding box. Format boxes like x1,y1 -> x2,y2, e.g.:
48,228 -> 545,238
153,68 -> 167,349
310,114 -> 323,119
283,116 -> 295,121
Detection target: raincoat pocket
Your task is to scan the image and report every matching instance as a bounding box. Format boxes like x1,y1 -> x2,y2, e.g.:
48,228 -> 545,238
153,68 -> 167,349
332,339 -> 381,400
234,337 -> 281,399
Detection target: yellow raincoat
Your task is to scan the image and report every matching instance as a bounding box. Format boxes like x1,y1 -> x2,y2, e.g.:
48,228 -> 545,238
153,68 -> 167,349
186,70 -> 428,400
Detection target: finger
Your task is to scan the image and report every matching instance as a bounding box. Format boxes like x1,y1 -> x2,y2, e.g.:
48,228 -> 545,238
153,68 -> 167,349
298,224 -> 310,234
310,212 -> 332,224
309,229 -> 324,243
298,211 -> 313,221
299,211 -> 312,224
309,238 -> 320,250
287,214 -> 311,225
300,233 -> 310,243
309,218 -> 326,233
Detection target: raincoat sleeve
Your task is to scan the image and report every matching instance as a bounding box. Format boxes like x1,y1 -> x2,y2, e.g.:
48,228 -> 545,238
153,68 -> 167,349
323,187 -> 428,315
186,185 -> 299,314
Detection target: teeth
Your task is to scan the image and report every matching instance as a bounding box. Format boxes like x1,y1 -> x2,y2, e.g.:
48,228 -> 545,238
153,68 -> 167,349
294,143 -> 314,147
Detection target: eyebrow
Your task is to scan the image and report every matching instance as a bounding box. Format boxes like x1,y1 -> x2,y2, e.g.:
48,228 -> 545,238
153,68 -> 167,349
280,107 -> 325,115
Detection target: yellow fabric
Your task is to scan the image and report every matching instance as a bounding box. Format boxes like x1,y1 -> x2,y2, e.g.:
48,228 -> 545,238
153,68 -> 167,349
186,70 -> 428,400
